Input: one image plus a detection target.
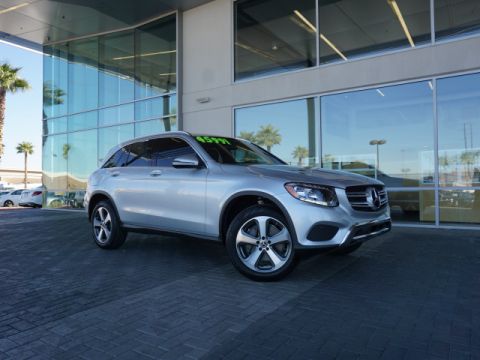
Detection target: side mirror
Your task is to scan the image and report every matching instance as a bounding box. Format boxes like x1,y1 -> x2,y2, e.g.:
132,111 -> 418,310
172,153 -> 200,168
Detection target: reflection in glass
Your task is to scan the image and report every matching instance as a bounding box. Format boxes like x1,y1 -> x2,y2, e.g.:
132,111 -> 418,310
43,44 -> 68,119
438,72 -> 480,187
134,95 -> 177,122
99,104 -> 134,127
135,15 -> 177,99
435,0 -> 480,40
45,117 -> 68,135
68,37 -> 99,113
235,98 -> 316,166
98,124 -> 134,164
439,190 -> 480,225
388,190 -> 435,223
234,0 -> 316,80
67,130 -> 98,189
318,0 -> 430,64
42,134 -> 68,190
321,81 -> 434,187
68,111 -> 98,132
99,30 -> 135,107
135,117 -> 177,138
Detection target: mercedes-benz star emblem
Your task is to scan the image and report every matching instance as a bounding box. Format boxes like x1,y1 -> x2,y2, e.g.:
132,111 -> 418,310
366,187 -> 381,210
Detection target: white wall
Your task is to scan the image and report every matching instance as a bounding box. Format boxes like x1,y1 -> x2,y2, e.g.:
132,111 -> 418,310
181,0 -> 480,136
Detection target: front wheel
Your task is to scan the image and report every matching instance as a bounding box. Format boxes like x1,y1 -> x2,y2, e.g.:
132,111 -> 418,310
226,206 -> 296,281
3,200 -> 14,207
91,201 -> 126,249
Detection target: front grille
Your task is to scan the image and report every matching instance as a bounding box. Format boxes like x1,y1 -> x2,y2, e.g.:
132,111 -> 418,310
346,185 -> 388,212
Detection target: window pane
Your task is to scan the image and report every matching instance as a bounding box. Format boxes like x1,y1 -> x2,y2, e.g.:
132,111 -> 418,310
148,138 -> 195,167
438,73 -> 480,187
68,38 -> 99,113
103,147 -> 130,168
125,141 -> 150,167
135,95 -> 176,122
98,124 -> 134,164
99,103 -> 134,127
43,45 -> 69,119
99,30 -> 135,107
42,134 -> 68,190
388,190 -> 435,223
235,98 -> 317,166
135,117 -> 177,138
135,15 -> 177,99
435,0 -> 480,40
321,81 -> 434,187
439,189 -> 480,225
67,129 -> 98,189
319,0 -> 430,64
235,0 -> 317,80
68,111 -> 98,132
44,117 -> 68,135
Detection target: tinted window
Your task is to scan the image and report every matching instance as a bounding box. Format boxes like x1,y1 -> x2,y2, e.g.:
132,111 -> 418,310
195,136 -> 285,165
149,138 -> 196,167
125,141 -> 150,167
13,190 -> 24,195
103,147 -> 130,168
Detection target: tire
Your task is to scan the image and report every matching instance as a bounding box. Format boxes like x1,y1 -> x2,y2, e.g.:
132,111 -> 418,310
90,200 -> 126,249
4,200 -> 13,207
331,242 -> 362,255
226,205 -> 296,281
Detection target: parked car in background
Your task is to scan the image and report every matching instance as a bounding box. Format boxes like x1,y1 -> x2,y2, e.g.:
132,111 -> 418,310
19,187 -> 44,208
0,189 -> 25,207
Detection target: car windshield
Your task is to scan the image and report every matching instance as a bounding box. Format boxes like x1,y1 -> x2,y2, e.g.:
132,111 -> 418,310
194,135 -> 285,165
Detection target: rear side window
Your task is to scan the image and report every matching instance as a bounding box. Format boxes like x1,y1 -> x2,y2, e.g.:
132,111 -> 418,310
149,138 -> 197,167
124,141 -> 150,167
103,147 -> 130,168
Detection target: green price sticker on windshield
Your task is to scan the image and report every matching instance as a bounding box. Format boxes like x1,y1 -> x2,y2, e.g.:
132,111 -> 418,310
196,136 -> 231,145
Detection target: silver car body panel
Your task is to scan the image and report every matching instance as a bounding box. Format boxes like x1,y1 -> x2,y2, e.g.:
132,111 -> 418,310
85,132 -> 391,248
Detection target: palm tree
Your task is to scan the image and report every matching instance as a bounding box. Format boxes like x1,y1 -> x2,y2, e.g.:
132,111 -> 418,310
254,124 -> 282,152
239,131 -> 257,143
16,142 -> 34,189
292,146 -> 308,166
43,83 -> 66,144
0,64 -> 30,160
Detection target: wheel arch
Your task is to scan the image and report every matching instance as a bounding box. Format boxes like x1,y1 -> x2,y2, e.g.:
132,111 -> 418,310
87,191 -> 121,224
219,191 -> 298,246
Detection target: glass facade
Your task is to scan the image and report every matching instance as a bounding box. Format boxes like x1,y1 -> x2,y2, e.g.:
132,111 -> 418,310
42,14 -> 177,208
235,71 -> 480,227
235,0 -> 480,80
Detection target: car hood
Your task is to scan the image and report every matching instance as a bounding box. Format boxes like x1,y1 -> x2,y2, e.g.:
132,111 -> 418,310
243,165 -> 384,189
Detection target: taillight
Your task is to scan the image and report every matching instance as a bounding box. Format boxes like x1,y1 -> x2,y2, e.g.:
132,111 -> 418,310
32,191 -> 42,196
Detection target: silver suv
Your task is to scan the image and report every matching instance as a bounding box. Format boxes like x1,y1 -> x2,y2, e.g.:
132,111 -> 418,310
85,132 -> 391,280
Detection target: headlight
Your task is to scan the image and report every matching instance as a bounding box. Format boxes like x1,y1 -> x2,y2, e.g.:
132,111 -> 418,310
284,183 -> 338,207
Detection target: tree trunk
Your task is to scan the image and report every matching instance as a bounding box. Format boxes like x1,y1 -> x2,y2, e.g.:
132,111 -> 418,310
0,89 -> 6,161
24,152 -> 28,189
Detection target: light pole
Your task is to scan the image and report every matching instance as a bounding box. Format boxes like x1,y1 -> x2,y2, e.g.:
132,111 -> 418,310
369,139 -> 386,179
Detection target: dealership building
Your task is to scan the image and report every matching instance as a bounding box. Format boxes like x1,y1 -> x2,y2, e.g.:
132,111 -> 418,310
1,0 -> 479,227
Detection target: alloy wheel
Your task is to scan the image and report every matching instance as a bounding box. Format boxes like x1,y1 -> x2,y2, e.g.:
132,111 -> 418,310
93,207 -> 113,244
235,216 -> 292,273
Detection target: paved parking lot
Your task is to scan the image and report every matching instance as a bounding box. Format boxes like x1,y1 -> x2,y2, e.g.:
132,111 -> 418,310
0,209 -> 479,360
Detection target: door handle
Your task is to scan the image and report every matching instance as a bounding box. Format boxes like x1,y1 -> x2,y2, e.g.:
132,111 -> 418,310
150,170 -> 162,177
110,171 -> 120,177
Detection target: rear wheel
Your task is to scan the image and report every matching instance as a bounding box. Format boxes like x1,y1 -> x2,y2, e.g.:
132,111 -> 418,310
226,206 -> 296,281
91,200 -> 126,249
3,200 -> 13,207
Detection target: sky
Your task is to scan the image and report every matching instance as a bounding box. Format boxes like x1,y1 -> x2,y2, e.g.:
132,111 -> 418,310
0,42 -> 43,171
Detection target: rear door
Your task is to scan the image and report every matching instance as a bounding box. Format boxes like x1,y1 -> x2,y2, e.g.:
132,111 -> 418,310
131,137 -> 207,234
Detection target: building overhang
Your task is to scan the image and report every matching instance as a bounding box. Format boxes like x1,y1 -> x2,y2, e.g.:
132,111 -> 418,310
0,0 -> 214,48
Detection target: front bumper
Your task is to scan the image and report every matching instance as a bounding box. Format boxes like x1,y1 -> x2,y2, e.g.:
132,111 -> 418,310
275,190 -> 391,249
